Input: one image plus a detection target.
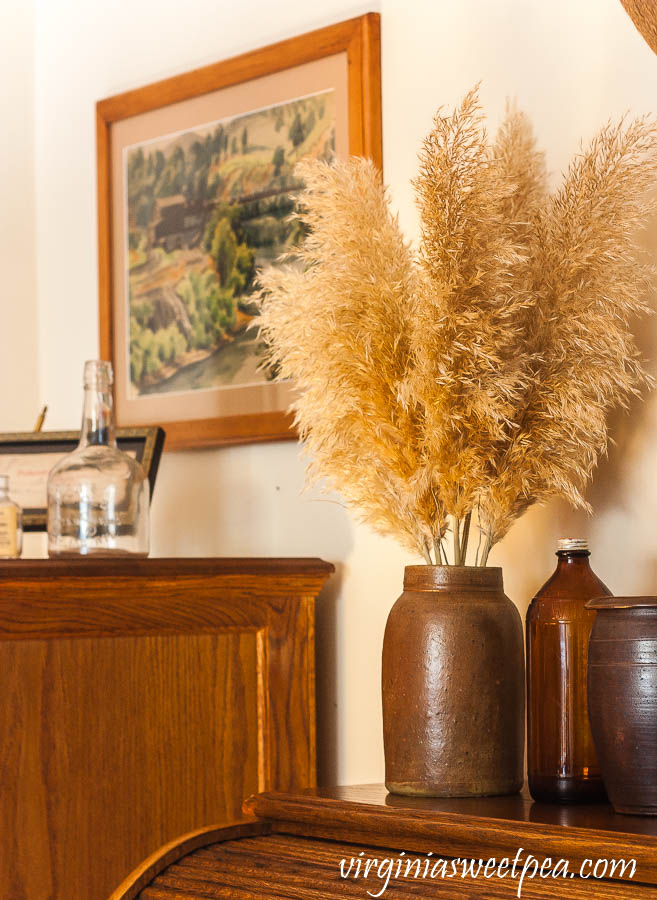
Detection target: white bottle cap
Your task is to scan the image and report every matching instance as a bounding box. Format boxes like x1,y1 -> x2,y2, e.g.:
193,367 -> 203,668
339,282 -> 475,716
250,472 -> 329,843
557,538 -> 588,552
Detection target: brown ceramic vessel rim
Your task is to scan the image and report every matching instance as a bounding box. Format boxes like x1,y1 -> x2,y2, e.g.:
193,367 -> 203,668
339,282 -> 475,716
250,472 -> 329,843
586,596 -> 657,609
404,565 -> 503,591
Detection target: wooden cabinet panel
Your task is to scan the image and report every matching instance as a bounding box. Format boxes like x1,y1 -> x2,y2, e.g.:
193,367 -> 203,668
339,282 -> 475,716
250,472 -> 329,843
0,558 -> 332,900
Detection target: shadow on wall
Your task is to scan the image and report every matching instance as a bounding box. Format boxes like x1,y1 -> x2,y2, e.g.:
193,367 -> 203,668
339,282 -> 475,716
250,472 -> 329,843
586,195 -> 657,489
315,560 -> 343,786
496,198 -> 657,608
580,199 -> 657,585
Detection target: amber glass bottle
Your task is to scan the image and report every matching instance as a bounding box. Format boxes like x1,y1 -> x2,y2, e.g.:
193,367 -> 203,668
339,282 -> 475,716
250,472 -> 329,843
526,539 -> 611,803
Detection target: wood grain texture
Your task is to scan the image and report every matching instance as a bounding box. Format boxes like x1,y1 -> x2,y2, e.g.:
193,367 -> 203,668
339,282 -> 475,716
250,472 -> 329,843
114,785 -> 657,898
0,558 -> 332,900
121,828 -> 655,899
0,556 -> 334,581
2,632 -> 262,899
246,785 -> 657,887
96,13 -> 382,450
109,822 -> 269,900
162,411 -> 297,450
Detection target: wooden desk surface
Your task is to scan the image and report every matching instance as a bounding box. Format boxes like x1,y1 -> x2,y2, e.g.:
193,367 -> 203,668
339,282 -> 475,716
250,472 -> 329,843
0,556 -> 334,579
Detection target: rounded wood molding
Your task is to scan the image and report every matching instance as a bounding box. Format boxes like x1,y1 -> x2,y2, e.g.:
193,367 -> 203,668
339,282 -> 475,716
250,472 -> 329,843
108,821 -> 268,900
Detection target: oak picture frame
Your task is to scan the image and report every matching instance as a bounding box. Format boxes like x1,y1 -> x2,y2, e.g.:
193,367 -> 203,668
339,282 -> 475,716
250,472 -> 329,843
97,13 -> 382,450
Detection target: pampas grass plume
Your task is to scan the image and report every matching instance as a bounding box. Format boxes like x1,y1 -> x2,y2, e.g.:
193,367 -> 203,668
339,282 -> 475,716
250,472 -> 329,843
257,88 -> 657,564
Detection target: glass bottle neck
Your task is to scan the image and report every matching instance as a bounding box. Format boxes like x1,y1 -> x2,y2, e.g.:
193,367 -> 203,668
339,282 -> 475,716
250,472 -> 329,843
556,551 -> 591,570
78,386 -> 116,448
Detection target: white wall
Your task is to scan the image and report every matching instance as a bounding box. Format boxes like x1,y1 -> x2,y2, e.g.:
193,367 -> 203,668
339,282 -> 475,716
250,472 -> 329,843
7,0 -> 657,784
1,0 -> 38,431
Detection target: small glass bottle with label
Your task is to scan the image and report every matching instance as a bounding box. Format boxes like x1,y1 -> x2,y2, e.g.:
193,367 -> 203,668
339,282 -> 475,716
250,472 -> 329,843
0,475 -> 23,559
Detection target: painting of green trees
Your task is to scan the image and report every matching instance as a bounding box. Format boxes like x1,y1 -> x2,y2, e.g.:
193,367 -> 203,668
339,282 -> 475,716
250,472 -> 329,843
125,89 -> 336,396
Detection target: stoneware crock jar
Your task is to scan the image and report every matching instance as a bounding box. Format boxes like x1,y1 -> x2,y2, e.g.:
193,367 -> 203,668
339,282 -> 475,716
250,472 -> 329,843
382,565 -> 524,797
587,596 -> 657,815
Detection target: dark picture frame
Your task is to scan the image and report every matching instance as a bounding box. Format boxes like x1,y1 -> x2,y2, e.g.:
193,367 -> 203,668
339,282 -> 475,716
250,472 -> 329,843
96,13 -> 382,450
0,427 -> 165,531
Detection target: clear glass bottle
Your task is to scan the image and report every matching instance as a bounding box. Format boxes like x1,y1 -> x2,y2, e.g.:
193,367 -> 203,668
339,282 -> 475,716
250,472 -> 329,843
47,360 -> 149,557
526,538 -> 610,803
0,475 -> 22,559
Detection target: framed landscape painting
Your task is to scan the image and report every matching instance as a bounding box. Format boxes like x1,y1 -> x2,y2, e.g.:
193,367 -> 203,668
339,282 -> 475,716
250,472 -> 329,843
97,13 -> 382,449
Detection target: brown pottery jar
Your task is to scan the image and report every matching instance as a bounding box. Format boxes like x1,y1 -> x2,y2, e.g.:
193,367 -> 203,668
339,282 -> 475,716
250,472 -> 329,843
587,597 -> 657,815
382,566 -> 524,797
